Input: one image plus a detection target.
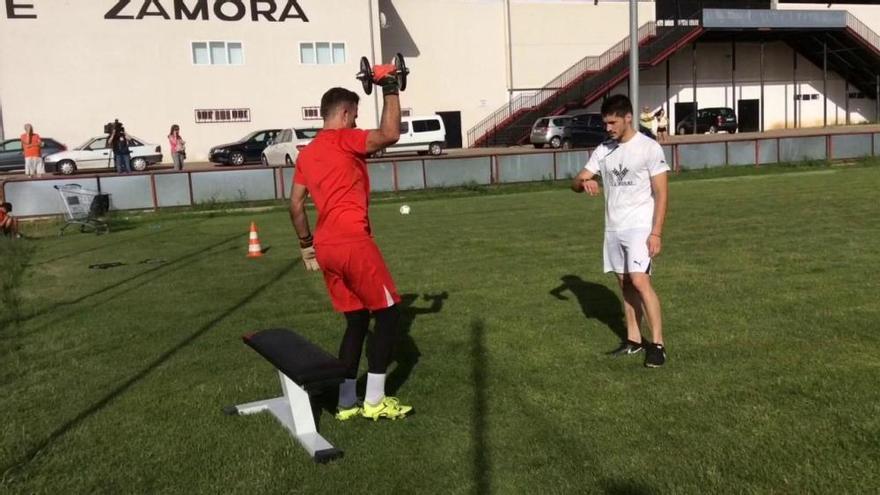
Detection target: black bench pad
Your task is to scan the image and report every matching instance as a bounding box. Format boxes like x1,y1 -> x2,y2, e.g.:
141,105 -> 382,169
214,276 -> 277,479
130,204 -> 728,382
243,329 -> 348,388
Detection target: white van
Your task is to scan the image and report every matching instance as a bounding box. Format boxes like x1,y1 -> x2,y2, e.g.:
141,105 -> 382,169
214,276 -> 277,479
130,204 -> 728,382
374,115 -> 446,157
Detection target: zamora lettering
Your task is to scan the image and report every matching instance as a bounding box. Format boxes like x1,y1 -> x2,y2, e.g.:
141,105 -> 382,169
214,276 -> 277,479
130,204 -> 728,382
104,0 -> 309,22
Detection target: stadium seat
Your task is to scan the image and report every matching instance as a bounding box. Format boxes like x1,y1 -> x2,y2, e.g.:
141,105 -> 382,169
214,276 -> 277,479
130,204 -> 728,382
225,328 -> 348,463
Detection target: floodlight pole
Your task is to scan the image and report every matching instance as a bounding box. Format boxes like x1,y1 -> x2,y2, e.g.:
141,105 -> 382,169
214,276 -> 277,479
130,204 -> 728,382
629,0 -> 639,120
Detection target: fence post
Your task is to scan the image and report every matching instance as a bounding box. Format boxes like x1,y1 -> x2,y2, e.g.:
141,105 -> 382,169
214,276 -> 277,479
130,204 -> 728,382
150,173 -> 159,210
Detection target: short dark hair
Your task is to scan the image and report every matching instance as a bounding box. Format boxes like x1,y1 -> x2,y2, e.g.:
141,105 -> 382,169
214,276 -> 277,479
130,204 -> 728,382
601,94 -> 633,118
320,87 -> 360,119
2,202 -> 11,212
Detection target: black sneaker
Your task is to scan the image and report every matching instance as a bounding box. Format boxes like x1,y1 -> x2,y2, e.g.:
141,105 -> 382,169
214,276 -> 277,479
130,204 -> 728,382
644,343 -> 667,368
608,339 -> 644,356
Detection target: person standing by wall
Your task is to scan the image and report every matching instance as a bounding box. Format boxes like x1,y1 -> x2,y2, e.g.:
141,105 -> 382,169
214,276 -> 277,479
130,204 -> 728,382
20,124 -> 44,178
655,108 -> 669,142
168,124 -> 186,171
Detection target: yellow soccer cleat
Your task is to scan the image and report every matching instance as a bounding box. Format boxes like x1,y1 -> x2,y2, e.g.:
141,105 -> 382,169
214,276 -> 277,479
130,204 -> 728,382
335,405 -> 362,421
361,396 -> 412,421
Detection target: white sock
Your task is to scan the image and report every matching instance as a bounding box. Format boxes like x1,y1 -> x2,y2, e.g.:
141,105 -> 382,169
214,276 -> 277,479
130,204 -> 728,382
338,379 -> 357,408
365,373 -> 386,406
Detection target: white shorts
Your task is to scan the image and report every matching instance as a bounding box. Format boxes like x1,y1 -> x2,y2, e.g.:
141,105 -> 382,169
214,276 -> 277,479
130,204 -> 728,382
604,228 -> 652,274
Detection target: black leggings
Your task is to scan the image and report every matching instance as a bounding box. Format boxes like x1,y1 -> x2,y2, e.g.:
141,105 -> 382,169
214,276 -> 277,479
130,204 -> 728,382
339,305 -> 400,377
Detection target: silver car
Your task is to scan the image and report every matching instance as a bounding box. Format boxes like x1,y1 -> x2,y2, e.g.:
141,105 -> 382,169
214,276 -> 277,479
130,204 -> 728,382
530,116 -> 572,149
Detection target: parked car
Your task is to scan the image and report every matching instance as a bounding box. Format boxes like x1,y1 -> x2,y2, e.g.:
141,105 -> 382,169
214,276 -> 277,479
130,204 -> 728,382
530,116 -> 572,149
43,135 -> 162,175
372,115 -> 447,157
0,137 -> 67,172
561,113 -> 608,149
262,127 -> 320,166
209,129 -> 281,166
676,107 -> 738,134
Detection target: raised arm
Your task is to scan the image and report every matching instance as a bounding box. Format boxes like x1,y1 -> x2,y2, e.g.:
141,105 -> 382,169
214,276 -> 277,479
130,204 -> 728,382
365,94 -> 401,154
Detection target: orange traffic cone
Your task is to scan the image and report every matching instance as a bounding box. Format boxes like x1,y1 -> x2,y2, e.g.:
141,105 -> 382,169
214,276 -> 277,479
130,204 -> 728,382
247,222 -> 263,258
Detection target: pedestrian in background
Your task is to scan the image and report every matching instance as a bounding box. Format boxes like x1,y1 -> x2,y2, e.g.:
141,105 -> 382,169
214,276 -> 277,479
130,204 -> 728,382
21,124 -> 44,178
168,124 -> 186,171
108,127 -> 132,174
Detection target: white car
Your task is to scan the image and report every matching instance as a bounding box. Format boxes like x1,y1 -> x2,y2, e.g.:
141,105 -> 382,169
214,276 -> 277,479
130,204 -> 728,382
261,127 -> 320,167
44,135 -> 162,175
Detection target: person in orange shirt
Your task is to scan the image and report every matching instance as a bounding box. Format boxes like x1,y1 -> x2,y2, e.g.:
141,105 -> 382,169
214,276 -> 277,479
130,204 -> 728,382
21,124 -> 44,178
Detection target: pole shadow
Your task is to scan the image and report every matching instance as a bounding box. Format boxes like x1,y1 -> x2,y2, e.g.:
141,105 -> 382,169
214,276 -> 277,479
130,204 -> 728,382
0,261 -> 299,481
470,317 -> 490,495
550,275 -> 626,340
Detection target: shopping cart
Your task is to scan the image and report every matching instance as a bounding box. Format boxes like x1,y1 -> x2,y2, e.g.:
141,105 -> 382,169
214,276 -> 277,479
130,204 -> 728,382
53,184 -> 111,235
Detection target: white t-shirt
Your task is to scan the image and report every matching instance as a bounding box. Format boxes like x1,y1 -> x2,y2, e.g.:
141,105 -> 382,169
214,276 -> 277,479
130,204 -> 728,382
584,132 -> 669,232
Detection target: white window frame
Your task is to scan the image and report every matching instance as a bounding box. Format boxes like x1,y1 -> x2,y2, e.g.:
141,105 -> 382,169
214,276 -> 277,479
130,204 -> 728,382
194,108 -> 252,124
302,106 -> 322,120
191,41 -> 245,66
298,41 -> 347,65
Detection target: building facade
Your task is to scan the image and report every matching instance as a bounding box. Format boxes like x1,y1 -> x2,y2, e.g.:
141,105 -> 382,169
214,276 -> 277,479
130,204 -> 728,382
1,1 -> 879,161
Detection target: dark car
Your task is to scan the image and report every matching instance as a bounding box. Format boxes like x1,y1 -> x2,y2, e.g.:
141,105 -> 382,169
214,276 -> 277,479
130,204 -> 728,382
209,129 -> 281,166
676,107 -> 738,135
562,113 -> 608,149
0,137 -> 67,172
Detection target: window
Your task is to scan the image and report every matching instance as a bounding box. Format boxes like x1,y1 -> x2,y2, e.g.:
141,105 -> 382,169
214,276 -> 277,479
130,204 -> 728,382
399,121 -> 410,133
3,140 -> 22,151
279,130 -> 293,144
295,129 -> 320,139
299,42 -> 346,64
192,41 -> 244,65
302,107 -> 321,120
195,108 -> 251,124
401,108 -> 412,118
413,119 -> 441,133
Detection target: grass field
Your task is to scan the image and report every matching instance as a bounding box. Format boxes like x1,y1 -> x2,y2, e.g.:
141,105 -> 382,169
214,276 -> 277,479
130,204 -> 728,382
1,162 -> 879,494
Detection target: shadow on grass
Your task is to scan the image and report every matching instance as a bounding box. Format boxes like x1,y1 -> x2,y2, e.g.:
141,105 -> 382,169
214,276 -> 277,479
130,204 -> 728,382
550,275 -> 625,341
386,291 -> 448,395
470,317 -> 490,495
0,232 -> 245,334
0,238 -> 35,326
0,260 -> 299,482
601,478 -> 658,495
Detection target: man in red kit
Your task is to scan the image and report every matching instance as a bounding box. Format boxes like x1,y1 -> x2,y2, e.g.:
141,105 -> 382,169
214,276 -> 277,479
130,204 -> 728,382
289,66 -> 412,421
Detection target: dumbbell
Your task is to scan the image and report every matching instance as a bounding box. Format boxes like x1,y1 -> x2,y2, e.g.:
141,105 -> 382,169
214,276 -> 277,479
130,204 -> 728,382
355,53 -> 409,95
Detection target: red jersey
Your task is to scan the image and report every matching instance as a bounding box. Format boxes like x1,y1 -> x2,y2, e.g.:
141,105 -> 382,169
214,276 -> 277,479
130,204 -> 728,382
294,128 -> 372,245
20,133 -> 42,158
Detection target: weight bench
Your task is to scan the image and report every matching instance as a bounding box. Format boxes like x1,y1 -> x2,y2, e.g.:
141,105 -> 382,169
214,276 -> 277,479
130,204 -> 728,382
225,328 -> 348,463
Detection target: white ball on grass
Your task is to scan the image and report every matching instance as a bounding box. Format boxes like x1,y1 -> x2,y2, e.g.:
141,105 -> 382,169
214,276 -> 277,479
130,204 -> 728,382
399,205 -> 411,215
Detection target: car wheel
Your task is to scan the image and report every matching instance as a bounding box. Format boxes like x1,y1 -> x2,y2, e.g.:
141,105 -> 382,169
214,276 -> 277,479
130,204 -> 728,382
708,125 -> 718,134
549,136 -> 562,148
132,157 -> 147,171
429,142 -> 443,156
261,154 -> 269,167
533,144 -> 545,149
562,139 -> 573,150
285,155 -> 294,167
230,152 -> 245,166
58,160 -> 76,175
372,149 -> 385,158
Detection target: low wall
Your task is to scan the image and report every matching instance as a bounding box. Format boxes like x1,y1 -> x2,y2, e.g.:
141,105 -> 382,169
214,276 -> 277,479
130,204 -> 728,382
5,130 -> 877,218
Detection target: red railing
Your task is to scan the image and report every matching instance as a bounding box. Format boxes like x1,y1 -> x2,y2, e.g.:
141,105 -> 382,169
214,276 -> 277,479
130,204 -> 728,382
467,22 -> 657,147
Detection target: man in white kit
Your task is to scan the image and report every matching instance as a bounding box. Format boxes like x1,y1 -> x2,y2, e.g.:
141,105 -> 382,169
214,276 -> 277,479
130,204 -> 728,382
571,94 -> 670,368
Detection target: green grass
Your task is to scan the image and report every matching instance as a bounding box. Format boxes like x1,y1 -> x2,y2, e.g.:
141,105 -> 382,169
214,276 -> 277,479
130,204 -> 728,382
2,164 -> 879,494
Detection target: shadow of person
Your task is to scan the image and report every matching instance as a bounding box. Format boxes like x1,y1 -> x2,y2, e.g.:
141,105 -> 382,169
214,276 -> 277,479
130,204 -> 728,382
550,275 -> 625,340
385,291 -> 448,395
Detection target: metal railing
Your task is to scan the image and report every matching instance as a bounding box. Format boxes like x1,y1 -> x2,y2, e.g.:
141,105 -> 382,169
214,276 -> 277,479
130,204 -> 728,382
467,22 -> 657,147
846,12 -> 880,55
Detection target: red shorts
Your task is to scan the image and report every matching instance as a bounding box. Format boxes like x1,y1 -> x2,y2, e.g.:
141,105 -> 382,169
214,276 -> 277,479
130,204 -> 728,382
316,238 -> 401,313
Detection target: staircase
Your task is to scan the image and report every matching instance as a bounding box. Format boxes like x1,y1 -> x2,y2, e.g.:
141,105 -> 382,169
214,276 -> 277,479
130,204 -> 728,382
468,23 -> 704,147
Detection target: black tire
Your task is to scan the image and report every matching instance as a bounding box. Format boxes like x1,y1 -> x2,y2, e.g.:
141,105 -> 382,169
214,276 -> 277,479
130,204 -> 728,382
132,157 -> 147,171
533,144 -> 545,149
230,152 -> 245,166
261,154 -> 269,167
549,136 -> 562,149
429,142 -> 443,156
285,155 -> 294,167
709,125 -> 718,134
